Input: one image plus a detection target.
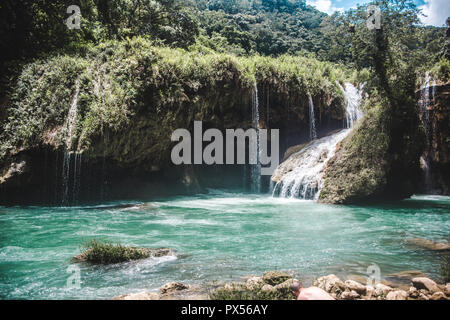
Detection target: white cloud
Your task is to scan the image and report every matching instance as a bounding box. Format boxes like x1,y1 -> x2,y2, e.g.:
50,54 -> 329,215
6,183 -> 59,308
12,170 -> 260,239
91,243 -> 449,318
419,0 -> 450,26
306,0 -> 344,15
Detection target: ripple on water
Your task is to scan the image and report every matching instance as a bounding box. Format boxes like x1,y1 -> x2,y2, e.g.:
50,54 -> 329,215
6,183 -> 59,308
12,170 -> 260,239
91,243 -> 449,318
0,193 -> 449,299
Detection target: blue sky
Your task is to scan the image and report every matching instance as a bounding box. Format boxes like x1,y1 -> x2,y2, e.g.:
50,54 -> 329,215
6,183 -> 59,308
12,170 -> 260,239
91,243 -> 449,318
305,0 -> 449,26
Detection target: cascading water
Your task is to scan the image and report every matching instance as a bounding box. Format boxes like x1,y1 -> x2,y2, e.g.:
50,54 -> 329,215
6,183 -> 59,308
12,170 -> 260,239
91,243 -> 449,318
308,95 -> 317,140
61,79 -> 81,206
250,84 -> 261,193
272,83 -> 363,200
342,83 -> 364,128
419,72 -> 435,193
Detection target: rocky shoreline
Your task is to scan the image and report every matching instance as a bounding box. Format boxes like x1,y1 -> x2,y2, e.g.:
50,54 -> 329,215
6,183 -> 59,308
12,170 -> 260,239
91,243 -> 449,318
113,271 -> 450,300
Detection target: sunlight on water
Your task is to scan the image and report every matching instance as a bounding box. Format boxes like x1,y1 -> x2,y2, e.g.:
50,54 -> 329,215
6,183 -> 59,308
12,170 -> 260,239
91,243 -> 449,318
0,190 -> 449,299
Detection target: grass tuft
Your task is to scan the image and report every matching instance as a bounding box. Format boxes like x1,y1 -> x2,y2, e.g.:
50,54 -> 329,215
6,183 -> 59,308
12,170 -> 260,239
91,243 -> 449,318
79,239 -> 149,264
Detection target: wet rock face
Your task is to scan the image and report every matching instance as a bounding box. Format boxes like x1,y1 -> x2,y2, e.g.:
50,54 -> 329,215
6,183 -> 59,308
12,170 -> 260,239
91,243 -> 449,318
418,80 -> 450,195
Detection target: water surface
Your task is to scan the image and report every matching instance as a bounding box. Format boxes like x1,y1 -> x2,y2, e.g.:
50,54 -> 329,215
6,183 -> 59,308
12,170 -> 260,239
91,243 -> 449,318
0,191 -> 449,299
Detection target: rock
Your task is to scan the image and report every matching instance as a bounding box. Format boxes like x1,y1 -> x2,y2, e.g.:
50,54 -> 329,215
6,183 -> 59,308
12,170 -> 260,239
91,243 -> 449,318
381,280 -> 410,292
112,292 -> 160,300
363,285 -> 376,299
408,287 -> 419,299
314,274 -> 346,294
346,275 -> 368,286
340,290 -> 360,300
445,283 -> 450,296
385,270 -> 428,288
374,283 -> 393,297
245,276 -> 264,291
412,277 -> 440,293
0,160 -> 28,184
262,271 -> 292,286
386,290 -> 408,300
223,282 -> 245,292
160,282 -> 189,294
430,292 -> 447,300
151,248 -> 175,257
345,280 -> 367,294
418,293 -> 429,300
273,279 -> 296,291
407,238 -> 450,251
261,284 -> 275,293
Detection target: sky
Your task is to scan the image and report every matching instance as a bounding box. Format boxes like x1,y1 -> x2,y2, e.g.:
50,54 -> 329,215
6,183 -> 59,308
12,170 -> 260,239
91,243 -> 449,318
305,0 -> 450,26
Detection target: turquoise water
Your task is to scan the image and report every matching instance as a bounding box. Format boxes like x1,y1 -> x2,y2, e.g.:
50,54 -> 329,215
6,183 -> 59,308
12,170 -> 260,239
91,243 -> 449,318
0,190 -> 449,299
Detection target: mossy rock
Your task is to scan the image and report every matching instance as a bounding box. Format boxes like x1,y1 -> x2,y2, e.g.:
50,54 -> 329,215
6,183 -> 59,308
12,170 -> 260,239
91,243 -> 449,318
263,271 -> 293,286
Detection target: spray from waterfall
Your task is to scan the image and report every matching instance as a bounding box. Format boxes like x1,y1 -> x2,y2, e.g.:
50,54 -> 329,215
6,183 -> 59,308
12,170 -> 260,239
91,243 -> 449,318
308,95 -> 317,140
272,83 -> 363,200
250,84 -> 261,193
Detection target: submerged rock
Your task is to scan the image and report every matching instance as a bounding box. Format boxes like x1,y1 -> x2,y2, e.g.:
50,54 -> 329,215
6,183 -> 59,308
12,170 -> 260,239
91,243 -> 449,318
407,238 -> 450,251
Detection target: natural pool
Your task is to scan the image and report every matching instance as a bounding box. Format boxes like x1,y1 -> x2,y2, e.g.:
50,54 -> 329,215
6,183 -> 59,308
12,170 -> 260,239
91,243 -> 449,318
0,190 -> 449,299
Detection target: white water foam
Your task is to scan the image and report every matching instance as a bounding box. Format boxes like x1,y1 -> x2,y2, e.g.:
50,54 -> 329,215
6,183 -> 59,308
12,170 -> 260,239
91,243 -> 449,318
272,83 -> 363,200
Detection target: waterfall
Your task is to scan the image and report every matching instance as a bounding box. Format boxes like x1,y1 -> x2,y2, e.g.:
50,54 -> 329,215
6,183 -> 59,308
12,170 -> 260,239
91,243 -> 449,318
308,95 -> 317,140
419,72 -> 435,193
250,84 -> 261,193
272,83 -> 363,200
61,79 -> 80,206
343,83 -> 363,128
72,153 -> 82,205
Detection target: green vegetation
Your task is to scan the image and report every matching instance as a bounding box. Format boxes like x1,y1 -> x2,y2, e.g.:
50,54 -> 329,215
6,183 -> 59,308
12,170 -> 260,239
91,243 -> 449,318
0,37 -> 349,165
210,283 -> 294,300
320,99 -> 391,203
79,239 -> 150,264
0,1 -> 448,203
430,58 -> 450,83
